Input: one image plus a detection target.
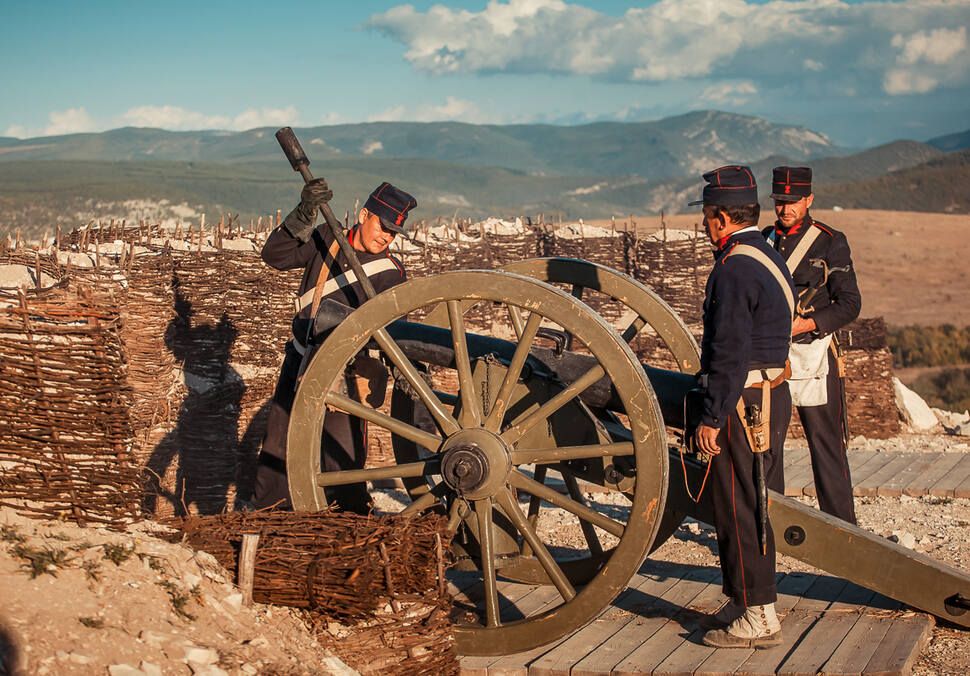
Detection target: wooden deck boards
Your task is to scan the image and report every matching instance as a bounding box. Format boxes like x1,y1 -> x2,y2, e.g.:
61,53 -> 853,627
454,449 -> 951,674
457,566 -> 932,676
781,449 -> 970,498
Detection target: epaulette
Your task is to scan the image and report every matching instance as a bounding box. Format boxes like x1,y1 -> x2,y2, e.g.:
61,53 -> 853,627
811,220 -> 834,237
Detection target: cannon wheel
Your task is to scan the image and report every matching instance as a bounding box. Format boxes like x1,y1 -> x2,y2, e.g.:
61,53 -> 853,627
501,258 -> 699,556
423,258 -> 699,563
288,271 -> 668,655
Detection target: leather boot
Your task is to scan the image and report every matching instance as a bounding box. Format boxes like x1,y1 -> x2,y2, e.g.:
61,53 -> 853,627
702,603 -> 782,649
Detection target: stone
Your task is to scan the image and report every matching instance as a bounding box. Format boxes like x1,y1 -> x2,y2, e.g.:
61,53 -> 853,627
189,666 -> 229,676
0,264 -> 56,289
893,378 -> 939,431
140,662 -> 164,676
224,593 -> 243,611
68,652 -> 93,665
108,665 -> 145,676
932,407 -> 970,430
139,630 -> 170,647
184,646 -> 220,666
890,531 -> 917,549
955,422 -> 970,437
318,656 -> 361,676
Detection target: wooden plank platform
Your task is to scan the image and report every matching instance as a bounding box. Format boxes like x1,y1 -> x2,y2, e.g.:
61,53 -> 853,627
783,449 -> 970,499
456,562 -> 933,675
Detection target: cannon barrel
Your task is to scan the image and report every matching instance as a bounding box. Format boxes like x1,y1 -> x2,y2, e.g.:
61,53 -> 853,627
314,299 -> 696,426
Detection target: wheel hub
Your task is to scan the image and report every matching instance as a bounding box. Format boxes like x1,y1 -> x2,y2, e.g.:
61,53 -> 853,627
441,446 -> 487,493
439,429 -> 511,500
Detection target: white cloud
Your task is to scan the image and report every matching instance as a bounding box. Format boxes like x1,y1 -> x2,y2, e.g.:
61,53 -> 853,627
892,27 -> 966,66
699,81 -> 757,105
120,105 -> 298,131
366,0 -> 970,96
884,26 -> 967,94
368,96 -> 499,124
362,140 -> 384,155
4,107 -> 96,138
5,105 -> 301,139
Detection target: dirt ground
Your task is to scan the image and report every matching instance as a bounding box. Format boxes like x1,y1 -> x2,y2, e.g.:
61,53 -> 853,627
587,209 -> 970,327
3,431 -> 969,675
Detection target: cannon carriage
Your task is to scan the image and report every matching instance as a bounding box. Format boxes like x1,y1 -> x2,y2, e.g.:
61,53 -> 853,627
272,126 -> 970,658
285,258 -> 970,656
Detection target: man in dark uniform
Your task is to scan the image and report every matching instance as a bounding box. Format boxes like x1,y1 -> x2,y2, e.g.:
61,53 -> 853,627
688,166 -> 795,648
252,179 -> 416,513
765,167 -> 861,523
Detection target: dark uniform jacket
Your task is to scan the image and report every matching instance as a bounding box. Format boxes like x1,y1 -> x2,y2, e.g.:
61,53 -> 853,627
762,213 -> 861,344
261,223 -> 406,347
700,227 -> 794,428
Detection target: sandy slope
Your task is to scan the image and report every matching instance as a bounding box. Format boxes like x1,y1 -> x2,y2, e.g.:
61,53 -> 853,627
587,209 -> 970,327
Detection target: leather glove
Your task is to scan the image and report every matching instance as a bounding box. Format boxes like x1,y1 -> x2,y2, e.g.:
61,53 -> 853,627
281,178 -> 334,242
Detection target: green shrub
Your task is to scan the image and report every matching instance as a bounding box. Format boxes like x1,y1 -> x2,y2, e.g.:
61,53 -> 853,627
888,324 -> 970,367
909,367 -> 970,413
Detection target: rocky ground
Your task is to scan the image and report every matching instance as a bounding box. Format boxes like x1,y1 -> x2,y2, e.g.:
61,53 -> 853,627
2,431 -> 969,675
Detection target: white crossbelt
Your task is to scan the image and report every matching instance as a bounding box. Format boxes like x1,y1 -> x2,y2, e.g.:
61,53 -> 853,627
294,258 -> 399,313
725,244 -> 795,317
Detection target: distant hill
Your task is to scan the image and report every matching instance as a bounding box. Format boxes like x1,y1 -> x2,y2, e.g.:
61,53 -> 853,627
814,149 -> 970,213
1,114 -> 967,239
928,129 -> 970,152
0,111 -> 843,180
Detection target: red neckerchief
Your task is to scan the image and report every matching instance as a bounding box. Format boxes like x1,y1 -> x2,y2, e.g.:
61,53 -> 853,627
347,226 -> 359,249
775,215 -> 808,237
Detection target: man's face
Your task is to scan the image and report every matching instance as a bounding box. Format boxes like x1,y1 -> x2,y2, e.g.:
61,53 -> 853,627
357,209 -> 397,253
702,206 -> 722,246
774,194 -> 813,229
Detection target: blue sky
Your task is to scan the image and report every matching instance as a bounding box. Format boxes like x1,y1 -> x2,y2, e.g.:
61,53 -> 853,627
2,0 -> 968,147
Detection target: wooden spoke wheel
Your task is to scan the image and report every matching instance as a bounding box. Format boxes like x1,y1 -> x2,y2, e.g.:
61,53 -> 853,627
424,258 -> 700,564
287,271 -> 668,655
500,258 -> 700,555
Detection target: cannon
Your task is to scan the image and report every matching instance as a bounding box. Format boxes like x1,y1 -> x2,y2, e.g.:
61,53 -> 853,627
274,128 -> 970,657
285,259 -> 970,655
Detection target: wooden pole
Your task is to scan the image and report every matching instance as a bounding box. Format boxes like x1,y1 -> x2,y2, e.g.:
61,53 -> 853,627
239,533 -> 259,608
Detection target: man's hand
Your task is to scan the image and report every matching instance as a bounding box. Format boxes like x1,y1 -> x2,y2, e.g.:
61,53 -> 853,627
694,424 -> 721,457
282,178 -> 334,242
301,178 -> 333,211
791,315 -> 817,337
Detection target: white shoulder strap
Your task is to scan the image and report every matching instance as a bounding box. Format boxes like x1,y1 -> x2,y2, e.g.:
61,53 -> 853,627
726,244 -> 796,317
295,258 -> 399,312
781,226 -> 821,275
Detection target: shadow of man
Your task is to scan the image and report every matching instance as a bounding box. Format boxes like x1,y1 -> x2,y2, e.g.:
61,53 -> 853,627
143,280 -> 244,516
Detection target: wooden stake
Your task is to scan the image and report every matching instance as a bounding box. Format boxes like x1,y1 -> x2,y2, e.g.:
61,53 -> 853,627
239,533 -> 259,607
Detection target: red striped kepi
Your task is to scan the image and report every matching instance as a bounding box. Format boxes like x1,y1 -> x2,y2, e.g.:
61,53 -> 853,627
363,182 -> 418,235
770,166 -> 813,202
688,165 -> 759,207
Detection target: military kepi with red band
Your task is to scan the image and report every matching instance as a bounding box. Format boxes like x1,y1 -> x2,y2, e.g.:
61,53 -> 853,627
770,166 -> 812,202
688,165 -> 758,207
364,182 -> 418,234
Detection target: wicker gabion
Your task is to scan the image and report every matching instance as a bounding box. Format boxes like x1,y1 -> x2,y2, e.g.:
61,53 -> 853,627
0,283 -> 141,528
175,510 -> 459,676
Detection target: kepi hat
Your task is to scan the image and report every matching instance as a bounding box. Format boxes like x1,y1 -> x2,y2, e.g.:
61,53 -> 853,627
688,165 -> 758,207
770,166 -> 812,202
363,182 -> 417,235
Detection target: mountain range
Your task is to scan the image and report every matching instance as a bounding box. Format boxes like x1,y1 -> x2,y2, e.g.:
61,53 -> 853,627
1,110 -> 967,238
